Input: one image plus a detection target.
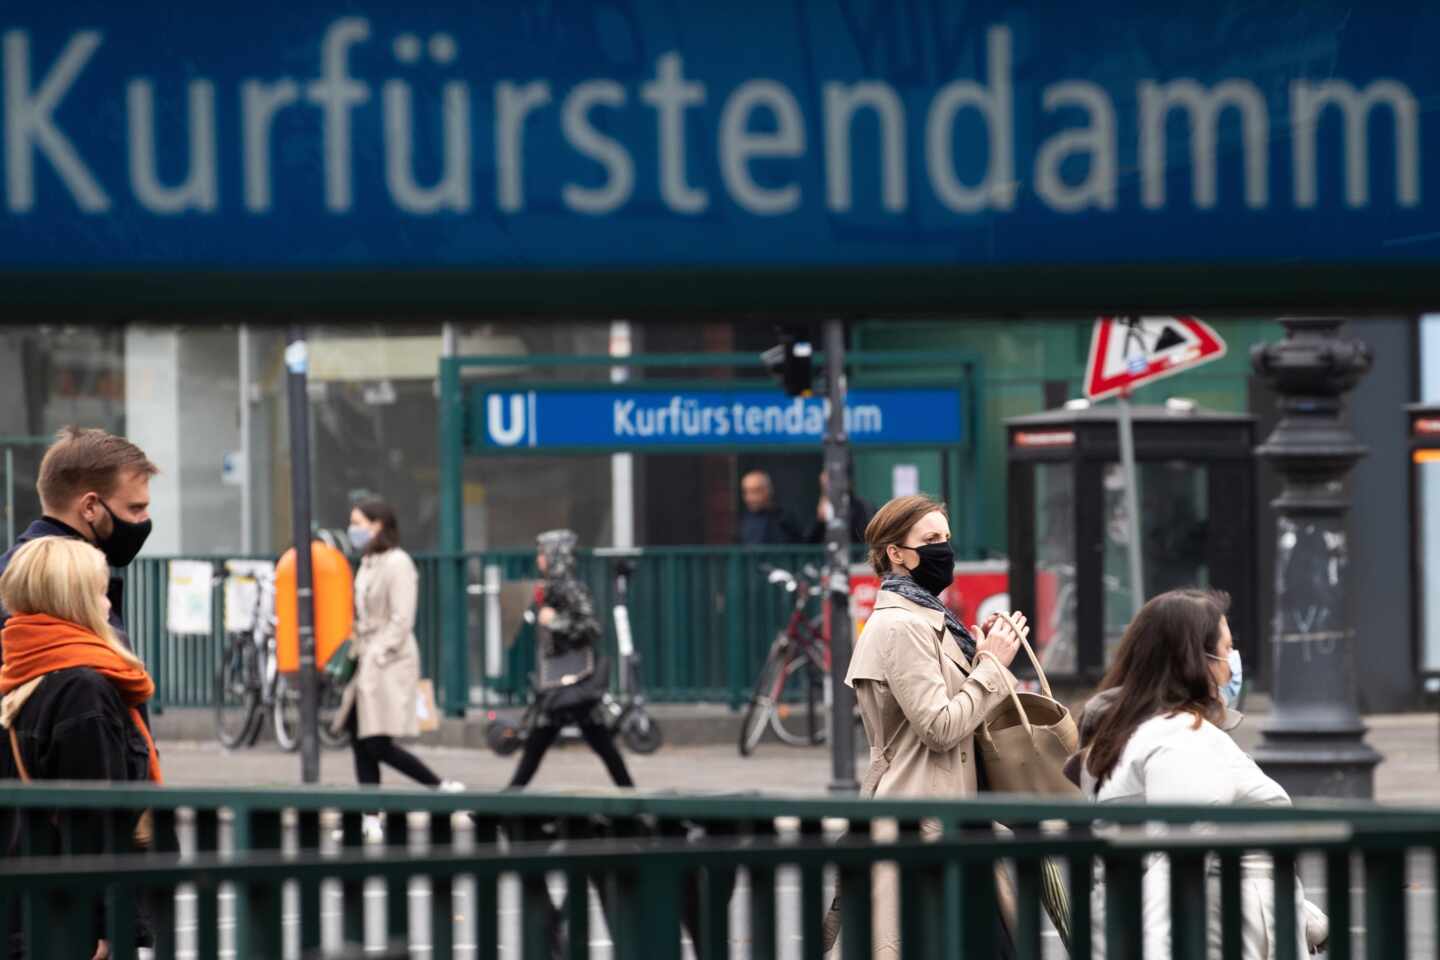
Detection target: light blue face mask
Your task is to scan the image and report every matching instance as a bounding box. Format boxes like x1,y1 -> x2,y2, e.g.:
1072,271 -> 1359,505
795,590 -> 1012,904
348,525 -> 373,551
1209,649 -> 1243,705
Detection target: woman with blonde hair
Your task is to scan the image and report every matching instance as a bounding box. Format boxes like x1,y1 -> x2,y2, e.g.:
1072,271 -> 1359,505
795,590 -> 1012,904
0,535 -> 162,958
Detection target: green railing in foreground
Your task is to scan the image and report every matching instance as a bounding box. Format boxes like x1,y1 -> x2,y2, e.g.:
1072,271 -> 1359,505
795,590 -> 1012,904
1,783 -> 1432,959
124,545 -> 853,715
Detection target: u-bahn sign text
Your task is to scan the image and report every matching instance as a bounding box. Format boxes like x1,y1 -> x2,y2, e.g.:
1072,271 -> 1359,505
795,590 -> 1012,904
467,386 -> 965,452
0,2 -> 1436,275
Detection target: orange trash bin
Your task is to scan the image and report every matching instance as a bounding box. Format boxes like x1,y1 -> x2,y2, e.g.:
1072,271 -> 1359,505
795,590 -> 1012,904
276,542 -> 354,674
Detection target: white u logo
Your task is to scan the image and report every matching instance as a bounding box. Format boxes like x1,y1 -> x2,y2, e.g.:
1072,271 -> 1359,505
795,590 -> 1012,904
487,394 -> 527,447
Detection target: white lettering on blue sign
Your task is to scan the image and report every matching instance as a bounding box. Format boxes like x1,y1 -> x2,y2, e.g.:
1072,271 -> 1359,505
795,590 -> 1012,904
0,21 -> 1423,221
478,388 -> 956,451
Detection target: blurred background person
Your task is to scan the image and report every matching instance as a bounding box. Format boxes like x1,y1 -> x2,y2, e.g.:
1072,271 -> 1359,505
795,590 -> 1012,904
508,529 -> 633,789
334,498 -> 462,842
737,469 -> 801,545
806,461 -> 875,545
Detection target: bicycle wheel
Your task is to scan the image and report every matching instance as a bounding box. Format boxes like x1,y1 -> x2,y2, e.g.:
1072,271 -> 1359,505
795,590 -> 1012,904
275,675 -> 353,751
318,676 -> 352,749
738,643 -> 788,756
769,655 -> 827,747
215,637 -> 260,749
620,709 -> 664,754
273,675 -> 299,752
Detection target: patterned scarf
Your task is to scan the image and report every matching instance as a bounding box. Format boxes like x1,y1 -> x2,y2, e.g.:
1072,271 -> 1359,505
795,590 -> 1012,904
879,574 -> 977,661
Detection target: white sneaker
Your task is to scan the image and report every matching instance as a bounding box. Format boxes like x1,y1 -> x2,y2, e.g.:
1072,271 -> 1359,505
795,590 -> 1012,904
437,780 -> 466,793
361,813 -> 385,844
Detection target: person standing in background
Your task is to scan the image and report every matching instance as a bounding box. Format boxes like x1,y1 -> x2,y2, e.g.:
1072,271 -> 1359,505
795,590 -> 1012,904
737,470 -> 801,545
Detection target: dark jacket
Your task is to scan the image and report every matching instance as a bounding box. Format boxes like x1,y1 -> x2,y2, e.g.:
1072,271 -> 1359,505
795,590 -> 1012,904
541,575 -> 602,655
739,507 -> 802,546
805,494 -> 877,546
2,667 -> 156,956
0,517 -> 129,649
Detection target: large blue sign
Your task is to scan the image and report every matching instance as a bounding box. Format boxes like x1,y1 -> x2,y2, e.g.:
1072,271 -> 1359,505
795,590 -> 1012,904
1,3 -> 1436,268
468,386 -> 964,451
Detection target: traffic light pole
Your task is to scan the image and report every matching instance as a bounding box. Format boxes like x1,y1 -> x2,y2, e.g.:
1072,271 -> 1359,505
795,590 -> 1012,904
285,327 -> 320,784
823,318 -> 858,794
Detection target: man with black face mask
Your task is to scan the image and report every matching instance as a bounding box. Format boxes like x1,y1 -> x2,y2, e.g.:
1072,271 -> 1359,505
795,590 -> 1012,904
0,426 -> 158,654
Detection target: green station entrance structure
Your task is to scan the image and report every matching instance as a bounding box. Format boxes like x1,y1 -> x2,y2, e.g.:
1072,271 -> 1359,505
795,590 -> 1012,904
434,350 -> 982,717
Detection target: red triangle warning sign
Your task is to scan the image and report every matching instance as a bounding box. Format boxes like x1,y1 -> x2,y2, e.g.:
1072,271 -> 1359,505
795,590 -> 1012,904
1083,316 -> 1227,401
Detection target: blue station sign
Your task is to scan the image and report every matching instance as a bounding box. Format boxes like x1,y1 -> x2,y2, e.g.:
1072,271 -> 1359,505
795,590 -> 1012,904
0,2 -> 1437,272
467,386 -> 965,452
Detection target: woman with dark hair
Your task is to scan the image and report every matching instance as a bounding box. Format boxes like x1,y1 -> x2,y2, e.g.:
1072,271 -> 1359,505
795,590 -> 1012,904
1078,588 -> 1327,958
335,499 -> 462,841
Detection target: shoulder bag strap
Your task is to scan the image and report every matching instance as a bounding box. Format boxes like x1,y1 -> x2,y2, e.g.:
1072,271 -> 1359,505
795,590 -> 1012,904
8,727 -> 31,783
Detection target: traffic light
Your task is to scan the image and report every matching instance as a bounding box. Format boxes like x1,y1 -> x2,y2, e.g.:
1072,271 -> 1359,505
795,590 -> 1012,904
761,330 -> 814,397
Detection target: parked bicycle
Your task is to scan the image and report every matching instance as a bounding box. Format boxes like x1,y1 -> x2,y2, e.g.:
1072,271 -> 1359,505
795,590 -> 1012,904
215,560 -> 349,751
486,552 -> 663,756
737,563 -> 829,756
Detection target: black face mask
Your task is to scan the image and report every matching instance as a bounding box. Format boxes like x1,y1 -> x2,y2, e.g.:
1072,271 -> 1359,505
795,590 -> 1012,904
903,541 -> 954,597
89,499 -> 153,568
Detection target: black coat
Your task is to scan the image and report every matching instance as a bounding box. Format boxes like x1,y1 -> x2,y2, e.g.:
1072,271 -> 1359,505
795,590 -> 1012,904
0,517 -> 129,649
1,667 -> 157,956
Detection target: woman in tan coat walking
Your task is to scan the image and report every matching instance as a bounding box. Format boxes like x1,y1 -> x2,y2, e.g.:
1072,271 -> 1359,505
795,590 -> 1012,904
841,494 -> 1028,957
334,499 -> 461,840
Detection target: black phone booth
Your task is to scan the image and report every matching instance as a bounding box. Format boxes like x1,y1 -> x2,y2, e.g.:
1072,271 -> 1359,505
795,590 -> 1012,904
1408,404 -> 1440,692
1006,403 -> 1258,682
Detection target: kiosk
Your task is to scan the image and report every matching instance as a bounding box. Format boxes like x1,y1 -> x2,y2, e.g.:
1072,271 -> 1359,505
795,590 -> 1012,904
1006,403 -> 1257,682
1409,405 -> 1440,689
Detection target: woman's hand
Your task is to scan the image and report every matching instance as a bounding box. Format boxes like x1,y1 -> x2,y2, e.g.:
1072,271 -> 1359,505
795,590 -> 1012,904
92,939 -> 110,960
972,611 -> 1029,668
538,606 -> 557,628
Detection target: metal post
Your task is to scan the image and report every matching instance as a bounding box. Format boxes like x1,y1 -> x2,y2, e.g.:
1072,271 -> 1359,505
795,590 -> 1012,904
610,321 -> 635,549
437,353 -> 467,717
1116,392 -> 1145,614
4,447 -> 13,546
238,324 -> 253,555
284,328 -> 320,784
1251,317 -> 1382,798
824,319 -> 858,793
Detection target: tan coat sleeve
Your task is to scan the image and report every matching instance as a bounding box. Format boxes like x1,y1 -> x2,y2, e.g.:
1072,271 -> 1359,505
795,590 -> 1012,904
879,618 -> 1008,752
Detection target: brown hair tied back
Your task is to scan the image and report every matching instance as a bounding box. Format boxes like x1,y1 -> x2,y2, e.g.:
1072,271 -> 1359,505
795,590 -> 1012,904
863,495 -> 947,576
353,498 -> 400,554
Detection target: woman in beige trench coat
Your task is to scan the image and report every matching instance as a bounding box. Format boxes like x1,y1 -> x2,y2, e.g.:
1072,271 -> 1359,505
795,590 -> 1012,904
334,499 -> 461,840
836,494 -> 1029,958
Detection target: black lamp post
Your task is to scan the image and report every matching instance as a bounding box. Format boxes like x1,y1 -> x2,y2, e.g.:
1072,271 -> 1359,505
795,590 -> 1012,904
1251,317 -> 1382,798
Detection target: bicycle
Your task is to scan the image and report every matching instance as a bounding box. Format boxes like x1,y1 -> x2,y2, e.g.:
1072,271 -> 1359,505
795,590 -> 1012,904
214,560 -> 349,751
737,563 -> 830,756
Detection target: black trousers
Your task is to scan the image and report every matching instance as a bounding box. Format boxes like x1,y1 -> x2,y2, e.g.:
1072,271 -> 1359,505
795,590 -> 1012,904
346,708 -> 441,787
508,712 -> 634,788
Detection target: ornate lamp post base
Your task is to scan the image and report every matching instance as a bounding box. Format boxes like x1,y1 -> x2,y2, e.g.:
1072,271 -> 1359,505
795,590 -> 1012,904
1251,317 -> 1382,799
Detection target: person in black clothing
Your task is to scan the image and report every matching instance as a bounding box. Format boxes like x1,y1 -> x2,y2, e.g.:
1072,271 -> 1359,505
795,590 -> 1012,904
0,426 -> 157,651
0,536 -> 161,959
507,529 -> 633,789
805,465 -> 876,546
737,470 -> 801,545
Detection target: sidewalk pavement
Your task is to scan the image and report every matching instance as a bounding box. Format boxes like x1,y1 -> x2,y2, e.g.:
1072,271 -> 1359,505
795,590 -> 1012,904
156,707 -> 1440,803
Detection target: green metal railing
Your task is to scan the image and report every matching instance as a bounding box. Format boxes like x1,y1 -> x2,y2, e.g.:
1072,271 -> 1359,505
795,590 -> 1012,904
124,546 -> 849,715
0,783 -> 1432,959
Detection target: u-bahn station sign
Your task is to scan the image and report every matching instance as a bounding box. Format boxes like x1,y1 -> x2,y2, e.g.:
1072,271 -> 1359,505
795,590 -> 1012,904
470,387 -> 965,452
1,3 -> 1437,309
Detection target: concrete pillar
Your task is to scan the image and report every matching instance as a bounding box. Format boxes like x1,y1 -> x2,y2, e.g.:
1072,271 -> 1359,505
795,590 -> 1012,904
124,327 -> 243,554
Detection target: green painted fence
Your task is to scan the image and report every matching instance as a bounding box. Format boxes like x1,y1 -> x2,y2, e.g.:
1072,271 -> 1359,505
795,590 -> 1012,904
124,546 -> 852,715
0,782 -> 1429,959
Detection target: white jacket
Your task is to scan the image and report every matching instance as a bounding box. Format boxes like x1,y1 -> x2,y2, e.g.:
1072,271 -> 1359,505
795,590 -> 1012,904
1083,711 -> 1327,959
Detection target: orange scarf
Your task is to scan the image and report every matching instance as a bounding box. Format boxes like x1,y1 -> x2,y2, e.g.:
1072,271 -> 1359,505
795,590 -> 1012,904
0,613 -> 162,783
